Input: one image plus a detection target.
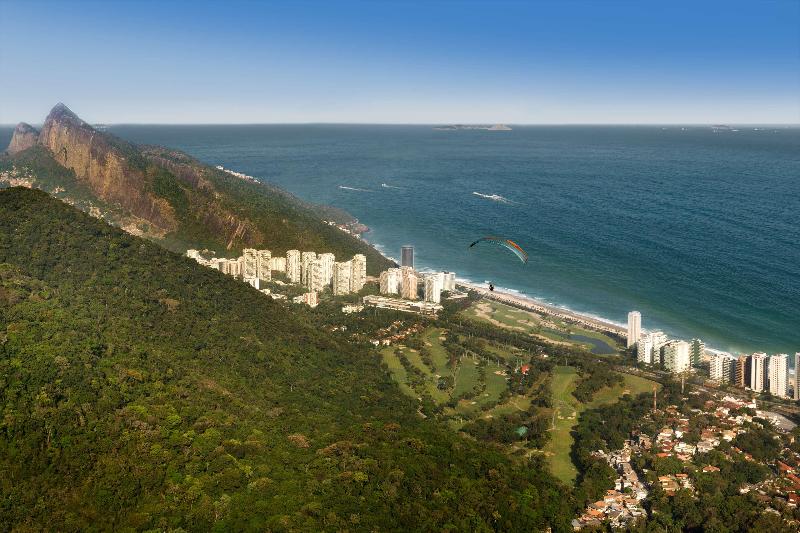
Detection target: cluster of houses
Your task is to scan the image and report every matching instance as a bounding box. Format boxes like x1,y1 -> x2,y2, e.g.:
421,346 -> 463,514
369,321 -> 426,347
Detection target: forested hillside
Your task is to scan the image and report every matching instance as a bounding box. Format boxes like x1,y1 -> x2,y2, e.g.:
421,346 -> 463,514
0,187 -> 570,531
2,104 -> 392,274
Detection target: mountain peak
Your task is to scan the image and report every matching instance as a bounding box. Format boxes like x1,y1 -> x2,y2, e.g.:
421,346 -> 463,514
6,122 -> 39,155
45,102 -> 87,128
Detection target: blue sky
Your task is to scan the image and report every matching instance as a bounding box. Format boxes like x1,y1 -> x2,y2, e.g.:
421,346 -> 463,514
1,0 -> 798,124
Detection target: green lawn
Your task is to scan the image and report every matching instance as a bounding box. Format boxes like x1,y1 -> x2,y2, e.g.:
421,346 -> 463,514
544,366 -> 659,484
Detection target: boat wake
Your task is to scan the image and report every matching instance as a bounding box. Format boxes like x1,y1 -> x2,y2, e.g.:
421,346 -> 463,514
473,191 -> 516,204
339,185 -> 373,192
381,183 -> 404,190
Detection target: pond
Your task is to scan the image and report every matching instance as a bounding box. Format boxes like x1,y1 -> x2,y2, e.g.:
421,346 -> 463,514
570,334 -> 617,355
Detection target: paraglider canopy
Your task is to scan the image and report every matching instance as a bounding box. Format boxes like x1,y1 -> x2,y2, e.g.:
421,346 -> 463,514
469,236 -> 528,264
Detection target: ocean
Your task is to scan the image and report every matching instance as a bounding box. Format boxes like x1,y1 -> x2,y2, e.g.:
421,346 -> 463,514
3,124 -> 799,354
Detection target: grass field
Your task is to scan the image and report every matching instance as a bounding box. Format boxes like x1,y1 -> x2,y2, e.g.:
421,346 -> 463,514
544,366 -> 658,484
462,300 -> 623,355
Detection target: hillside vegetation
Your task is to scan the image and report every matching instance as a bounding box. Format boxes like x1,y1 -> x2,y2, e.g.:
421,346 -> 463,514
0,187 -> 570,531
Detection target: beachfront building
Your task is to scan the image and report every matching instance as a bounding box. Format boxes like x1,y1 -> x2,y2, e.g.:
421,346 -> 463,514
286,250 -> 301,283
380,268 -> 401,295
424,274 -> 442,304
736,355 -> 750,388
627,311 -> 641,349
300,252 -> 317,286
710,353 -> 735,384
750,352 -> 768,392
400,266 -> 418,300
442,271 -> 456,291
350,254 -> 366,292
332,260 -> 352,295
769,354 -> 789,399
795,353 -> 800,401
690,339 -> 706,367
401,245 -> 414,268
663,341 -> 691,374
637,331 -> 668,365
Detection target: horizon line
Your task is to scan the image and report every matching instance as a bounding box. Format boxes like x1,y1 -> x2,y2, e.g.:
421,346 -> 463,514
3,122 -> 800,127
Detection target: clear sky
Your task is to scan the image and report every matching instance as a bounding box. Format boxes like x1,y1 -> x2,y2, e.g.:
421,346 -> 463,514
1,0 -> 798,124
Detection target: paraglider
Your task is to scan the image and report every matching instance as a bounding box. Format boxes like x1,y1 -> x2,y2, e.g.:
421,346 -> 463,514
469,236 -> 528,264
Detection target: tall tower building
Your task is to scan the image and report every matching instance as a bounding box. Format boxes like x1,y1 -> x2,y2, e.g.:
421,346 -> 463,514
663,341 -> 691,374
242,248 -> 259,280
442,272 -> 456,291
710,353 -> 735,384
286,250 -> 301,283
690,339 -> 706,367
637,331 -> 667,365
350,254 -> 366,293
332,261 -> 352,295
400,266 -> 418,300
257,250 -> 272,281
301,252 -> 317,286
424,274 -> 442,304
379,268 -> 401,295
627,311 -> 641,348
769,354 -> 789,399
735,355 -> 750,388
795,353 -> 800,401
401,245 -> 414,268
750,352 -> 768,392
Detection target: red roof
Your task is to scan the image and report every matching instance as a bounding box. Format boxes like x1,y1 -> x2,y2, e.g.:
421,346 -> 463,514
520,364 -> 531,375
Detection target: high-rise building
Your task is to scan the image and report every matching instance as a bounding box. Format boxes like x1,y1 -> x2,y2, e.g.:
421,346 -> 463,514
301,252 -> 317,286
735,355 -> 750,388
379,268 -> 401,295
795,353 -> 800,401
350,254 -> 366,292
750,352 -> 768,392
769,354 -> 789,399
308,257 -> 334,292
401,245 -> 414,268
690,339 -> 706,367
442,271 -> 456,291
318,253 -> 336,286
627,311 -> 641,349
637,331 -> 668,365
332,261 -> 352,295
269,256 -> 287,273
663,341 -> 691,374
257,250 -> 272,281
400,266 -> 418,300
286,250 -> 301,283
242,248 -> 259,279
710,353 -> 735,384
424,274 -> 442,304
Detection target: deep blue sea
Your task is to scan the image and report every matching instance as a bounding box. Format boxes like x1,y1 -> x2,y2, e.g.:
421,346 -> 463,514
3,124 -> 799,354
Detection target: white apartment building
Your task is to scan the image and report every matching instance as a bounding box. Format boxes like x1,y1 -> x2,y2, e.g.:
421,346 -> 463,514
637,331 -> 668,365
663,340 -> 691,374
269,256 -> 287,273
286,250 -> 301,283
400,266 -> 418,300
242,248 -> 259,279
627,311 -> 641,349
690,339 -> 707,366
424,274 -> 442,304
350,254 -> 366,292
795,353 -> 800,401
442,271 -> 456,292
301,252 -> 317,286
709,353 -> 735,384
332,261 -> 352,295
257,250 -> 271,281
769,354 -> 789,399
379,268 -> 401,295
750,352 -> 768,392
293,291 -> 318,308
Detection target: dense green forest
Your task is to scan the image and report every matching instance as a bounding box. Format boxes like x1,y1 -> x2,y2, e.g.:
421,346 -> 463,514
0,187 -> 571,531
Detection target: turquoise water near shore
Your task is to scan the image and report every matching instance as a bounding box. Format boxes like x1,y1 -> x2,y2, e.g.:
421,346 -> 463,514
3,124 -> 798,353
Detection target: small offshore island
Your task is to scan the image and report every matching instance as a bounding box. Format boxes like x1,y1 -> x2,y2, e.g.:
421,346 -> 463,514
434,123 -> 512,131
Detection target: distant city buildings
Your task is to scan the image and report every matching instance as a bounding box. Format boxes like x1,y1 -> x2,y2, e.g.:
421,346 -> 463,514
363,295 -> 442,316
795,353 -> 800,401
627,311 -> 641,349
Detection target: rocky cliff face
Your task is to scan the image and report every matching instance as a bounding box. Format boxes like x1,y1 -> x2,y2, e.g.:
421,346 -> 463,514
36,103 -> 177,233
6,123 -> 39,155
